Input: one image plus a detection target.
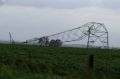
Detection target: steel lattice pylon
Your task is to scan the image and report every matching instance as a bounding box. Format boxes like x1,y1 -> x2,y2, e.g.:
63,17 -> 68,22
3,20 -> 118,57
85,22 -> 109,48
26,22 -> 109,48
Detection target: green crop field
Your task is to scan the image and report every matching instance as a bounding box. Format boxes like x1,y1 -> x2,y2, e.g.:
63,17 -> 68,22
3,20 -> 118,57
0,44 -> 120,79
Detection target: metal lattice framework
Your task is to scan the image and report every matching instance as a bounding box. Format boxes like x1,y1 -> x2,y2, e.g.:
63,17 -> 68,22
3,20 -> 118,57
26,22 -> 109,48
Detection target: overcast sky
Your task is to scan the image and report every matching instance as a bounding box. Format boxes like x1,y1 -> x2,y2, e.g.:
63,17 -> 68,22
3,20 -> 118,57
0,0 -> 120,47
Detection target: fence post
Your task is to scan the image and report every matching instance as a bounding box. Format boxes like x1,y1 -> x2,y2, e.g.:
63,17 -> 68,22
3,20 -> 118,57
85,54 -> 94,79
87,54 -> 94,71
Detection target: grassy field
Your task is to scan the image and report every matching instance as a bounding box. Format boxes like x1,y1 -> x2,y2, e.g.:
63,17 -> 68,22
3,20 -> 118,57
0,44 -> 120,79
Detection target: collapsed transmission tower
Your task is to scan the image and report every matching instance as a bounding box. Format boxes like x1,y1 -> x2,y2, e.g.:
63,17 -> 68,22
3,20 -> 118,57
26,22 -> 109,48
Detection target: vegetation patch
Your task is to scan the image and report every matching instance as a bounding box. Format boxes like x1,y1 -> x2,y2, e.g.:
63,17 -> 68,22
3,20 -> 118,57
0,44 -> 120,79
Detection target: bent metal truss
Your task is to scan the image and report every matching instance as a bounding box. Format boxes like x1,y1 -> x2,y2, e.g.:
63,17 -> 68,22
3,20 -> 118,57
26,22 -> 109,48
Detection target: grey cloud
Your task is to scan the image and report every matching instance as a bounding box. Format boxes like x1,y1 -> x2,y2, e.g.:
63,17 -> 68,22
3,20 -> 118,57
0,0 -> 5,6
103,0 -> 120,9
7,0 -> 92,9
4,0 -> 120,9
